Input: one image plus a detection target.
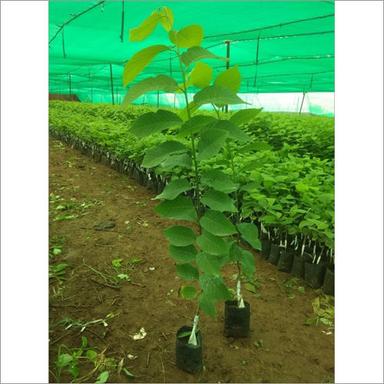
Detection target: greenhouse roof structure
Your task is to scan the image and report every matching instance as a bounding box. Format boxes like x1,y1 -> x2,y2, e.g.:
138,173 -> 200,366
49,0 -> 334,102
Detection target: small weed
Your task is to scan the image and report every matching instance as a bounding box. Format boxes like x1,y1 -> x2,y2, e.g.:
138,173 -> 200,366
50,194 -> 103,222
305,295 -> 334,332
84,260 -> 131,287
54,336 -> 134,383
49,263 -> 70,281
280,277 -> 306,299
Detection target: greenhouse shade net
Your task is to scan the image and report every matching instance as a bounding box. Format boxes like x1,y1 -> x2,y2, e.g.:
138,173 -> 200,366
49,0 -> 334,104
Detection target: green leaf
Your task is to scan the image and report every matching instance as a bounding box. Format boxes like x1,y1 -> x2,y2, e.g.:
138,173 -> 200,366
181,46 -> 225,67
154,178 -> 191,200
229,242 -> 242,262
176,263 -> 199,280
180,285 -> 197,299
177,115 -> 216,137
160,153 -> 192,169
95,371 -> 109,384
199,292 -> 216,317
172,25 -> 203,48
193,85 -> 247,106
188,62 -> 212,88
237,223 -> 261,250
214,65 -> 241,93
158,7 -> 174,32
200,210 -> 237,236
196,252 -> 222,275
155,195 -> 197,222
69,364 -> 79,379
129,12 -> 161,42
81,336 -> 88,348
213,120 -> 250,143
86,349 -> 98,361
142,141 -> 187,168
131,109 -> 182,138
196,230 -> 230,256
123,75 -> 178,105
57,353 -> 73,368
123,368 -> 135,378
123,45 -> 169,86
180,100 -> 201,121
201,190 -> 237,212
199,274 -> 232,301
201,169 -> 238,193
197,128 -> 228,160
229,108 -> 262,126
240,249 -> 255,279
169,244 -> 197,263
164,225 -> 196,246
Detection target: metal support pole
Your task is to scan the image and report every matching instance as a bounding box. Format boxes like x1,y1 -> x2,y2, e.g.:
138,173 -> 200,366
62,28 -> 66,58
109,63 -> 115,105
68,73 -> 72,95
120,0 -> 125,42
253,36 -> 260,87
299,92 -> 306,114
157,90 -> 160,108
225,40 -> 231,113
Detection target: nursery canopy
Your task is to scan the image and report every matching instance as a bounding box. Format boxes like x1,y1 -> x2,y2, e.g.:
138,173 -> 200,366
49,0 -> 334,107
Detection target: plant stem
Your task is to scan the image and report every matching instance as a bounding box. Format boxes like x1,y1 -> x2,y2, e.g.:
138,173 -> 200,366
225,141 -> 244,305
176,49 -> 201,220
175,48 -> 202,321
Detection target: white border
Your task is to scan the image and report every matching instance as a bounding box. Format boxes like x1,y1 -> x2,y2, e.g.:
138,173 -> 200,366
335,1 -> 383,383
1,1 -> 48,383
1,1 -> 384,383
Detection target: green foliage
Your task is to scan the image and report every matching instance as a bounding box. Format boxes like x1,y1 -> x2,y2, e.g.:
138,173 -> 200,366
305,295 -> 334,331
155,195 -> 197,222
214,65 -> 241,93
197,127 -> 228,160
55,336 -> 132,383
201,190 -> 237,212
142,141 -> 187,168
123,45 -> 169,86
123,75 -> 179,106
200,169 -> 238,193
193,85 -> 246,106
188,62 -> 213,88
229,108 -> 262,126
177,115 -> 217,137
180,285 -> 197,299
169,244 -> 197,263
176,263 -> 199,280
169,24 -> 203,48
164,225 -> 196,246
181,46 -> 224,67
154,178 -> 191,200
196,230 -> 230,256
200,210 -> 237,236
237,223 -> 262,251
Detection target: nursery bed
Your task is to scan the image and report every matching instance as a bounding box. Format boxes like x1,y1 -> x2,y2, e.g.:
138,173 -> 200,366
49,138 -> 334,383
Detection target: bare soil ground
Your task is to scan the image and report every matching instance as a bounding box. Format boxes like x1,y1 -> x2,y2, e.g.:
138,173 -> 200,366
49,138 -> 334,383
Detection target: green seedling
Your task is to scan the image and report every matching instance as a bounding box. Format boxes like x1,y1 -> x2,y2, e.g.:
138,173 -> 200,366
305,295 -> 334,331
123,6 -> 263,345
54,336 -> 133,383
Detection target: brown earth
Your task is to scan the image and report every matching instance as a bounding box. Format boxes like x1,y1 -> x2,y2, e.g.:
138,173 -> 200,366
49,138 -> 334,383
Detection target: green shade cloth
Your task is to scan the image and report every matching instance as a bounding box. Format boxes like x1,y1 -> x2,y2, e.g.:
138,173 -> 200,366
49,0 -> 334,103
